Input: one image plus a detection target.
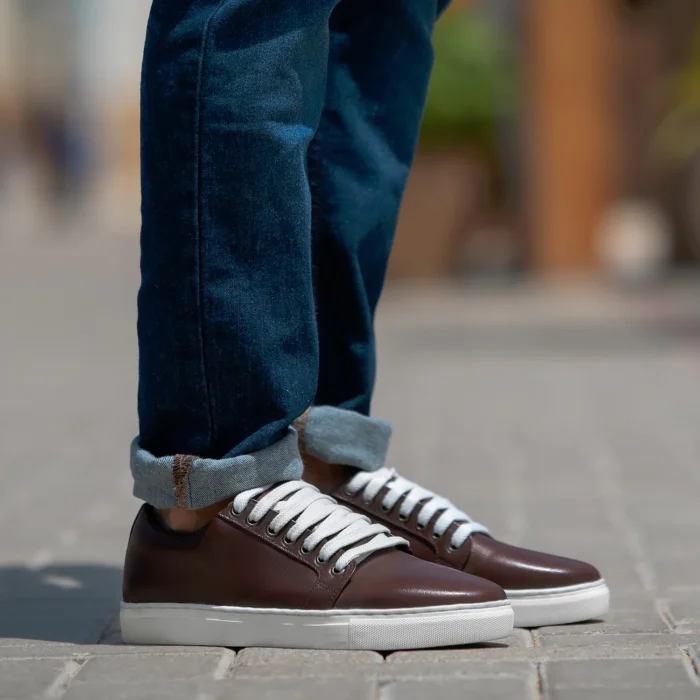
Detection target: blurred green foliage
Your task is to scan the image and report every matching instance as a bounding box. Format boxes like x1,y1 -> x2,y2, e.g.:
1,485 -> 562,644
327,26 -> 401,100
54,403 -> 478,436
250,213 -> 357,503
420,9 -> 514,152
656,28 -> 700,163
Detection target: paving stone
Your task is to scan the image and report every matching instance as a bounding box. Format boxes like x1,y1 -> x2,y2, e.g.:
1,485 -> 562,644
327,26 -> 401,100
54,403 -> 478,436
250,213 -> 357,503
62,653 -> 224,700
72,652 -> 224,683
217,678 -> 374,700
538,606 -> 669,636
0,658 -> 71,700
235,659 -> 536,682
666,596 -> 700,633
550,689 -> 700,700
387,630 -> 531,663
0,640 -> 223,659
539,633 -> 700,650
392,646 -> 685,663
386,677 -> 536,700
235,648 -> 382,666
371,661 -> 535,681
546,658 -> 697,690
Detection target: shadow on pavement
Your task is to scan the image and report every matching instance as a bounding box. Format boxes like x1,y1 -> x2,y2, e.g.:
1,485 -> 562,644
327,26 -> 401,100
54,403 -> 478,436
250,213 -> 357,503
0,564 -> 123,644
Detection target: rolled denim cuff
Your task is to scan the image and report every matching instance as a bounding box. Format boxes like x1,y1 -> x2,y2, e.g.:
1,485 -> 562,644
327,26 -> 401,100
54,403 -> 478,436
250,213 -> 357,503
130,428 -> 304,509
303,406 -> 391,472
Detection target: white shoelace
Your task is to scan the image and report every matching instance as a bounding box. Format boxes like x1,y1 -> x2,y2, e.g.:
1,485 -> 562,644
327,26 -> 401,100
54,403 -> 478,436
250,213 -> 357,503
232,481 -> 407,573
345,467 -> 490,550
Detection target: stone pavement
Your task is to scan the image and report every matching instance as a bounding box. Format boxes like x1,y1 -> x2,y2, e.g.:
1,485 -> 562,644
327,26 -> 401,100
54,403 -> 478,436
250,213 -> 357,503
2,237 -> 700,699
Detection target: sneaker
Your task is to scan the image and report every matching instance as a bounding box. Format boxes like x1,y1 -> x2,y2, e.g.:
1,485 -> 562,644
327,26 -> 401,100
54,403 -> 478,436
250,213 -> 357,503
305,464 -> 609,628
121,481 -> 513,650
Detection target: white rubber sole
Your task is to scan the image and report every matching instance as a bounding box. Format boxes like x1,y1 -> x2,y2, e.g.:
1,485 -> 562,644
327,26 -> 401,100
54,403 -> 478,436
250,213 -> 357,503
507,579 -> 610,628
120,599 -> 513,651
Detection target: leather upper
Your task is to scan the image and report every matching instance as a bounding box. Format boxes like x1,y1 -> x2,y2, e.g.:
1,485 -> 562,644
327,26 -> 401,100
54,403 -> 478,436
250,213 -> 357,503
324,479 -> 601,592
122,502 -> 505,610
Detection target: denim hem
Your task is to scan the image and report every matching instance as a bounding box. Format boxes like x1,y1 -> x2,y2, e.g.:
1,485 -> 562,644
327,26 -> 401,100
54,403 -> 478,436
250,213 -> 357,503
303,406 -> 391,472
130,428 -> 304,509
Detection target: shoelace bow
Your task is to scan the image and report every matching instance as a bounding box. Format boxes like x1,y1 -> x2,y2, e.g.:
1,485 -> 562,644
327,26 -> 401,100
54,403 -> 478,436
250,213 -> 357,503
345,467 -> 490,551
232,481 -> 407,573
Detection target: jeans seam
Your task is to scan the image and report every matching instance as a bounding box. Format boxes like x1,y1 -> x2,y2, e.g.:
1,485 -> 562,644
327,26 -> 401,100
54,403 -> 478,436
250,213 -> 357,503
308,104 -> 325,294
173,454 -> 196,508
194,0 -> 229,455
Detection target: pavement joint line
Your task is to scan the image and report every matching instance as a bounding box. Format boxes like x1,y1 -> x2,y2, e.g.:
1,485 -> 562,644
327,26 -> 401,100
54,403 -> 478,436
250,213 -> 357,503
534,661 -> 550,700
212,649 -> 236,680
43,656 -> 87,699
375,680 -> 395,700
530,630 -> 542,648
656,599 -> 678,632
94,614 -> 120,645
680,645 -> 700,687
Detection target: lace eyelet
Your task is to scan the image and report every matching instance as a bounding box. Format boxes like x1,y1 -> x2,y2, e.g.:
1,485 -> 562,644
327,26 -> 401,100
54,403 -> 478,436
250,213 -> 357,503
315,555 -> 327,565
343,487 -> 355,497
283,535 -> 294,545
398,514 -> 409,522
416,523 -> 426,531
266,525 -> 278,536
300,545 -> 312,555
331,565 -> 344,576
381,504 -> 391,513
246,516 -> 259,527
431,532 -> 441,539
447,544 -> 459,552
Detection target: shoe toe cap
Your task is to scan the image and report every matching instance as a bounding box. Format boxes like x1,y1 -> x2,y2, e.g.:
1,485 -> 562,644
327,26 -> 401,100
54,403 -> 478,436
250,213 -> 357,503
336,550 -> 506,609
465,534 -> 602,591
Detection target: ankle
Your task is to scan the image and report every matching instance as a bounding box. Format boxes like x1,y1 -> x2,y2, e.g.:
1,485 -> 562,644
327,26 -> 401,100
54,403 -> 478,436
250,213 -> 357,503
302,454 -> 359,494
156,498 -> 231,532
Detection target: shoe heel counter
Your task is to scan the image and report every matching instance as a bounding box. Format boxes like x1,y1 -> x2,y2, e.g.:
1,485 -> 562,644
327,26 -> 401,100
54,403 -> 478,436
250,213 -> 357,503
122,505 -> 213,603
122,505 -> 148,602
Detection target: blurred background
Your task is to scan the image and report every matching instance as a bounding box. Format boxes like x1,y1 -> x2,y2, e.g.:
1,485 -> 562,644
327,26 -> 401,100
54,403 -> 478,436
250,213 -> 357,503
2,2 -> 700,680
2,0 -> 700,283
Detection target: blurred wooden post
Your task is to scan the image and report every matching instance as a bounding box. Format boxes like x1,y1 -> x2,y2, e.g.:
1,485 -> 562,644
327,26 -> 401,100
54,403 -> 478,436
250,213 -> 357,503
527,0 -> 618,273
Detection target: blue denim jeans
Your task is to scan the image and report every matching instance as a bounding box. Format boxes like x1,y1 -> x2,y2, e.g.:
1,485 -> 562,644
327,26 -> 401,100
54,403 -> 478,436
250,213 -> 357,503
133,0 -> 449,508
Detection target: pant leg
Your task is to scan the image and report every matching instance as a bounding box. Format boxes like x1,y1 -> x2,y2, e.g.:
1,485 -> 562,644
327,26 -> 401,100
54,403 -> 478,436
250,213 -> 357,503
309,0 -> 442,417
299,0 -> 446,472
135,0 -> 338,508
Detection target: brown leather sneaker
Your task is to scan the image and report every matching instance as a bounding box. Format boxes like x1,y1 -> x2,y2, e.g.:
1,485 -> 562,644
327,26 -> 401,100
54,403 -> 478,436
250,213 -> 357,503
121,481 -> 513,650
304,461 -> 609,628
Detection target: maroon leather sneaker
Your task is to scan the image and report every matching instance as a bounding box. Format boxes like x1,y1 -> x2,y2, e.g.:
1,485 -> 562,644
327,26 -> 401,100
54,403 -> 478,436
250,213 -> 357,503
303,459 -> 609,628
121,481 -> 513,649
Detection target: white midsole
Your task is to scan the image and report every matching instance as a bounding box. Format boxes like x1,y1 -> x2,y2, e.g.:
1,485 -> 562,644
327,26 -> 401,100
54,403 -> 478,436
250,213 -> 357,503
120,600 -> 514,651
506,579 -> 610,628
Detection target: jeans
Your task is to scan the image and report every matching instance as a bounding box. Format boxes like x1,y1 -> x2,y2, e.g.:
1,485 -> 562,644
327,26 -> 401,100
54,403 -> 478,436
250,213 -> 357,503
133,0 -> 449,509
